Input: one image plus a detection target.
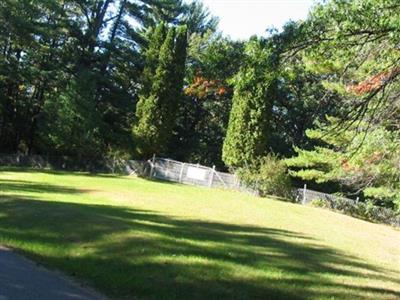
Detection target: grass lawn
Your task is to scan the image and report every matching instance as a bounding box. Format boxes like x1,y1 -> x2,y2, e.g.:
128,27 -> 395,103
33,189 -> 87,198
0,167 -> 399,300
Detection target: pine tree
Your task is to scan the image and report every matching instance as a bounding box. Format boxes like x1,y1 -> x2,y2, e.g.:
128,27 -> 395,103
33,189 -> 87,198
172,26 -> 188,97
140,23 -> 167,100
222,38 -> 278,168
133,25 -> 187,158
42,71 -> 103,158
285,117 -> 400,211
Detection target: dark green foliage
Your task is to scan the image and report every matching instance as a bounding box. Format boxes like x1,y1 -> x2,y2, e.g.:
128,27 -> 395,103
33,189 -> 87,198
285,118 -> 400,211
173,34 -> 244,169
1,0 -> 398,221
133,25 -> 188,158
281,0 -> 400,213
269,64 -> 341,156
294,0 -> 400,125
40,72 -> 103,157
141,24 -> 167,99
172,26 -> 188,96
0,0 -> 186,158
237,154 -> 292,198
222,38 -> 278,168
310,198 -> 400,227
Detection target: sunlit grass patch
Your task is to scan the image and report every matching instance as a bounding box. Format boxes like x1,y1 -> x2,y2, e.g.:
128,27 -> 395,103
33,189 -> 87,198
0,167 -> 399,299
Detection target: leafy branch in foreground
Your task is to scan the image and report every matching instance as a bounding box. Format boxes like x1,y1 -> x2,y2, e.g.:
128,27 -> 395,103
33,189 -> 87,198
285,117 -> 400,211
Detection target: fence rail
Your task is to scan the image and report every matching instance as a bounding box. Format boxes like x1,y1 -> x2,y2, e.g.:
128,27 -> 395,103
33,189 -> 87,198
147,157 -> 253,193
0,154 -> 252,192
294,185 -> 400,227
294,185 -> 355,205
1,153 -> 398,226
0,153 -> 146,175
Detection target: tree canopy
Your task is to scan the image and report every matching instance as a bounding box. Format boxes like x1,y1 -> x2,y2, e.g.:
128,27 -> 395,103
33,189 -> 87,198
0,0 -> 399,213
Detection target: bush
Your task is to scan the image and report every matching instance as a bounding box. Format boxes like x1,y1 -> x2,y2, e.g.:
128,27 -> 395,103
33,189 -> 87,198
310,197 -> 400,227
237,154 -> 292,198
104,148 -> 132,174
310,198 -> 328,208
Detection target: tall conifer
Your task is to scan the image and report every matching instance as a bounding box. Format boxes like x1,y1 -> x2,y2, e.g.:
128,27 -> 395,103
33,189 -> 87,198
133,26 -> 187,157
222,38 -> 278,167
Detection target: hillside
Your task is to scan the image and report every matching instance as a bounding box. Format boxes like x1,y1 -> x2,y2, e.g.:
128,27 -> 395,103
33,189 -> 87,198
0,168 -> 399,299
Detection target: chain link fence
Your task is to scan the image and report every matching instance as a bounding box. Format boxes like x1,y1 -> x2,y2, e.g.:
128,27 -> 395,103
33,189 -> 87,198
146,157 -> 255,193
0,154 -> 253,193
1,153 -> 398,226
294,185 -> 400,227
1,153 -> 399,225
294,186 -> 355,205
0,153 -> 146,174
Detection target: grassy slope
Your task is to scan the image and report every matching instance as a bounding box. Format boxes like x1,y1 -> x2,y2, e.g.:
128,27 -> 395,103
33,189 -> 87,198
0,168 -> 399,300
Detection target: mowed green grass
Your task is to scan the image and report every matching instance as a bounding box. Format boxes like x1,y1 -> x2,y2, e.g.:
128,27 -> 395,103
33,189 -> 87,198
0,168 -> 399,300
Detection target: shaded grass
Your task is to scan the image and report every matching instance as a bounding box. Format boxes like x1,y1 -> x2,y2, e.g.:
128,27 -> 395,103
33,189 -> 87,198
0,168 -> 399,300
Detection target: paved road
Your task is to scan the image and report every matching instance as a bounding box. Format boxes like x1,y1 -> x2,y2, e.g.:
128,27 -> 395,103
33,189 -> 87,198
0,246 -> 106,300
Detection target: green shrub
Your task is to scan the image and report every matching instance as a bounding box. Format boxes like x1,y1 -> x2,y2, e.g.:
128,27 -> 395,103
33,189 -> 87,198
310,197 -> 400,227
237,154 -> 292,198
310,198 -> 328,208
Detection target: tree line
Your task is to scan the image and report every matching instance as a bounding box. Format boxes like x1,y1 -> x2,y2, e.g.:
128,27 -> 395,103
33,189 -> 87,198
1,0 -> 399,212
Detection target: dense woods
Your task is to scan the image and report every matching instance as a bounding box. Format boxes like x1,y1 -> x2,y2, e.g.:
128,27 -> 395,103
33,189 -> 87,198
0,0 -> 399,213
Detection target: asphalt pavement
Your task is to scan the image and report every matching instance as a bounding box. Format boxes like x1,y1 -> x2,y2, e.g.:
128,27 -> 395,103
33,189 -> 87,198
0,246 -> 106,300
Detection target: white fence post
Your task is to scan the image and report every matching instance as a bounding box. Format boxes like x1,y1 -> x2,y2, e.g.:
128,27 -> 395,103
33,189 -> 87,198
302,184 -> 307,204
150,154 -> 156,178
209,165 -> 215,187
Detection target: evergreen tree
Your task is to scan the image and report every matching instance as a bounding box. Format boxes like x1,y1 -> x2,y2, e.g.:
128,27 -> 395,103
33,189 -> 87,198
41,71 -> 103,158
294,0 -> 400,126
285,117 -> 400,211
222,38 -> 279,168
140,23 -> 167,99
171,25 -> 188,105
0,0 -> 187,157
174,33 -> 244,169
133,26 -> 187,158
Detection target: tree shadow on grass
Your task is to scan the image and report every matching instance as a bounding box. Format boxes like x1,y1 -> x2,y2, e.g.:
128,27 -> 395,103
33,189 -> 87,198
0,179 -> 85,194
0,166 -> 127,179
0,179 -> 399,300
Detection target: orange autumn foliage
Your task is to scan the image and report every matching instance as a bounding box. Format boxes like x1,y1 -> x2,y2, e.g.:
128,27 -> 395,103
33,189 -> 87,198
341,151 -> 383,173
348,67 -> 400,95
185,75 -> 228,99
217,87 -> 227,96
